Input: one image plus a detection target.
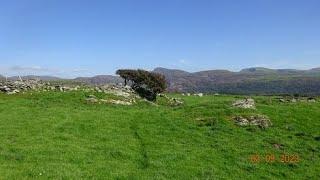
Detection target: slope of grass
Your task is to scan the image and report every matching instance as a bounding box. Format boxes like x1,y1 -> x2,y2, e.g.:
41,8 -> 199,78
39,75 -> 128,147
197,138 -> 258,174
0,92 -> 319,179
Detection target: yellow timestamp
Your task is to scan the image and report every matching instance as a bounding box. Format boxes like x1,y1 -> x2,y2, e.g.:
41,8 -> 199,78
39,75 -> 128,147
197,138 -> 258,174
249,154 -> 300,164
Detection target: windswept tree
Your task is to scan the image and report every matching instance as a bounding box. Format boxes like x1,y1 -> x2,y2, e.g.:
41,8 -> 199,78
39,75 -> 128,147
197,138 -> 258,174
116,69 -> 166,101
116,69 -> 135,86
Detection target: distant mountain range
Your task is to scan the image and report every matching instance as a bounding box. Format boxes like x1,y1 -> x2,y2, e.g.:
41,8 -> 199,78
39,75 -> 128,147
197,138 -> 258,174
74,75 -> 122,85
7,75 -> 62,81
153,67 -> 320,95
2,67 -> 320,95
0,74 -> 123,85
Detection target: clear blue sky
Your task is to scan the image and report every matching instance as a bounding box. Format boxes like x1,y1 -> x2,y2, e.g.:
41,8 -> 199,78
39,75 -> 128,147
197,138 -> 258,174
1,0 -> 319,77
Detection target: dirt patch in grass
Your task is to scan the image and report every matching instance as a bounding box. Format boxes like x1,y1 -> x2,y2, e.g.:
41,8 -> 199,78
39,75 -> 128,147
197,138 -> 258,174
195,117 -> 216,127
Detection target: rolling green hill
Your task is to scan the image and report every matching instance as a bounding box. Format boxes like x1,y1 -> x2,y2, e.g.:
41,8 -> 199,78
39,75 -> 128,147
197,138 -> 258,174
0,91 -> 319,179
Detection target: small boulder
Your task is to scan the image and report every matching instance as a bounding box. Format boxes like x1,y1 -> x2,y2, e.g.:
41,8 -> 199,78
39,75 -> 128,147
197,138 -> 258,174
12,89 -> 20,93
157,94 -> 183,106
232,98 -> 255,109
108,99 -> 132,105
100,99 -> 109,103
109,90 -> 131,98
62,86 -> 72,91
195,93 -> 203,97
273,143 -> 284,150
291,98 -> 297,103
95,87 -> 102,93
308,97 -> 316,103
124,85 -> 132,90
4,87 -> 11,92
233,115 -> 272,128
171,98 -> 183,106
86,97 -> 98,103
88,94 -> 97,98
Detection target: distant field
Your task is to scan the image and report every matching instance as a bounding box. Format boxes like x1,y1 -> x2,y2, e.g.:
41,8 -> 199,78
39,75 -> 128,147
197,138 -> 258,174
0,92 -> 319,179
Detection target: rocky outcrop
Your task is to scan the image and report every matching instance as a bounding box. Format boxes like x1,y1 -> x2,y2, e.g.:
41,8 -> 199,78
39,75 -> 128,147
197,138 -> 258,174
232,98 -> 255,109
158,94 -> 183,106
99,85 -> 136,98
277,97 -> 317,103
194,93 -> 203,97
0,79 -> 44,94
84,84 -> 138,106
0,79 -> 81,94
103,99 -> 133,105
308,98 -> 316,102
85,97 -> 99,103
233,115 -> 272,128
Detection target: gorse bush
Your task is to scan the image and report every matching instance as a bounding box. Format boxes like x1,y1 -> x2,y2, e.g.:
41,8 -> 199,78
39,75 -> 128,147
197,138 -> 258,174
116,69 -> 166,101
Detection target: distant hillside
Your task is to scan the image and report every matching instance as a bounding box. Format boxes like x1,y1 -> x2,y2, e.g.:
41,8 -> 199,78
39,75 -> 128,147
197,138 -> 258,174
310,68 -> 320,73
0,75 -> 62,81
153,67 -> 320,95
8,75 -> 62,81
239,67 -> 277,73
0,74 -> 122,85
74,75 -> 123,85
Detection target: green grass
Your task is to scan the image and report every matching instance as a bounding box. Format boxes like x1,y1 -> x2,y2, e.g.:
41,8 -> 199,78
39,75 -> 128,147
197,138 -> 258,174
0,91 -> 319,179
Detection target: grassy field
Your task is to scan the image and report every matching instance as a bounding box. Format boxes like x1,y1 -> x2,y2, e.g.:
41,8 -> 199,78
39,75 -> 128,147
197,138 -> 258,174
0,91 -> 319,179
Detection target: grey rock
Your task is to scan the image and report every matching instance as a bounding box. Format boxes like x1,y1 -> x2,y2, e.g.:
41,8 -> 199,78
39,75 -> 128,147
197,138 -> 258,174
106,99 -> 132,105
232,98 -> 255,109
233,115 -> 272,128
88,94 -> 97,98
85,97 -> 98,103
291,98 -> 297,103
308,97 -> 316,103
195,93 -> 203,97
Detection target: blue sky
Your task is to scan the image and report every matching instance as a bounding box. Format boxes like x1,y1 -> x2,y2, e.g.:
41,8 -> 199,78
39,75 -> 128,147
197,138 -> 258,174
1,0 -> 319,77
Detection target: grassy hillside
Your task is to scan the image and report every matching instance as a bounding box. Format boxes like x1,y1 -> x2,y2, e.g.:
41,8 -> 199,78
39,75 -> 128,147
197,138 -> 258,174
0,92 -> 319,179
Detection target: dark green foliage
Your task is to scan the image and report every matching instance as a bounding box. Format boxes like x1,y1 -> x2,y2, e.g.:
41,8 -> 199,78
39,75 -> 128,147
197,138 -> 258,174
116,69 -> 166,101
115,69 -> 136,86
